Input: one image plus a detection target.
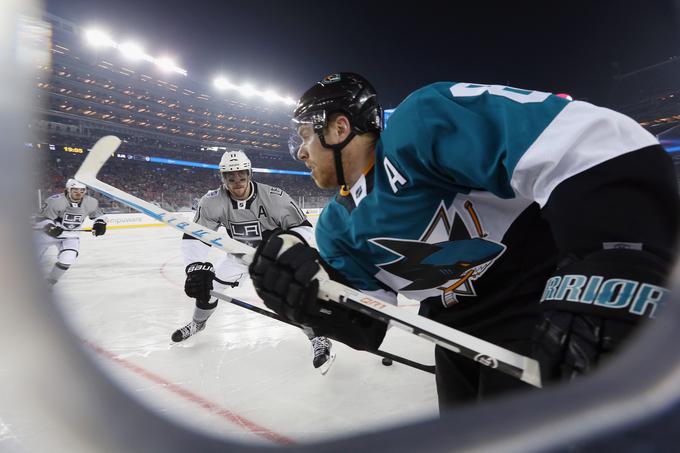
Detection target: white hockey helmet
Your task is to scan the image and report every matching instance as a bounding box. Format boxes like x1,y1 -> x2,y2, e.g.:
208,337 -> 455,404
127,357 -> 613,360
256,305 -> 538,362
219,150 -> 251,175
65,178 -> 86,201
65,178 -> 86,191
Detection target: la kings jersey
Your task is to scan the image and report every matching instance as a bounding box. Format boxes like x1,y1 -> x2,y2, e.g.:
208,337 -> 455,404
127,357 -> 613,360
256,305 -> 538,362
37,193 -> 104,238
192,181 -> 311,247
316,82 -> 660,333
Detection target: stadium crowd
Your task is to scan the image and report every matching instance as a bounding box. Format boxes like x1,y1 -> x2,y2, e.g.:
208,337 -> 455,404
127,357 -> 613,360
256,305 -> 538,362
33,134 -> 331,212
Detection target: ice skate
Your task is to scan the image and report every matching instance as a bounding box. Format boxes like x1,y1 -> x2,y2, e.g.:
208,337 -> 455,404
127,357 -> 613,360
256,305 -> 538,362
171,319 -> 206,342
311,336 -> 336,375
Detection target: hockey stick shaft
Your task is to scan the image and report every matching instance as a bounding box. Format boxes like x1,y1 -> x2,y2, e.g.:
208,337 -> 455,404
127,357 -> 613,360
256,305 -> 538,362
33,228 -> 90,232
75,136 -> 541,387
209,290 -> 436,374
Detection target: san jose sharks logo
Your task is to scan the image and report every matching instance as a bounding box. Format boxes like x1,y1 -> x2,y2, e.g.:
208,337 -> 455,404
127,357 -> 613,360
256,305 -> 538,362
370,201 -> 506,306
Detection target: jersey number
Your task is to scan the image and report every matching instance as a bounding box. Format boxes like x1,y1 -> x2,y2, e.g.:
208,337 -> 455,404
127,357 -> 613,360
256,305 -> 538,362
450,83 -> 550,104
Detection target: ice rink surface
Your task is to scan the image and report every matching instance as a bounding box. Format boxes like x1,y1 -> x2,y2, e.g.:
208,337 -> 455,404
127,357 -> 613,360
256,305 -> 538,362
44,222 -> 438,446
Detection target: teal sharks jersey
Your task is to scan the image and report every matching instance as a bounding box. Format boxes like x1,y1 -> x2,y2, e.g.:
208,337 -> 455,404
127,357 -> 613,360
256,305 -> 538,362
315,82 -> 658,329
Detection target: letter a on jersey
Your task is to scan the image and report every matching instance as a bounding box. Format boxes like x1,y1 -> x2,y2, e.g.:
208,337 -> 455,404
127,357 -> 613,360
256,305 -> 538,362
383,157 -> 407,193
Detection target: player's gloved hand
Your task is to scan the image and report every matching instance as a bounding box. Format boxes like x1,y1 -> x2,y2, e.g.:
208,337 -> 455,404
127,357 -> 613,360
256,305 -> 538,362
260,227 -> 281,244
91,219 -> 107,237
532,248 -> 665,384
184,262 -> 215,303
532,311 -> 635,383
249,230 -> 324,324
43,222 -> 64,238
249,230 -> 388,351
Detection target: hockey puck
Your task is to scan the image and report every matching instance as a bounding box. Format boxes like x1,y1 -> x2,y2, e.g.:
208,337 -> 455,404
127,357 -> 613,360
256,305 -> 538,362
382,357 -> 393,366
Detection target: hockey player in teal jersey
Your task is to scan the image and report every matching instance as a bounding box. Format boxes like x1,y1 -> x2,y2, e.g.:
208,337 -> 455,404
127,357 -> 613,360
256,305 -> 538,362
249,73 -> 679,408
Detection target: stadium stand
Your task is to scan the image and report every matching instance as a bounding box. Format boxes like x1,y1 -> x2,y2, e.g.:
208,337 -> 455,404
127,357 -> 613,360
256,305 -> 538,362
34,14 -> 680,210
32,13 -> 332,211
609,55 -> 680,186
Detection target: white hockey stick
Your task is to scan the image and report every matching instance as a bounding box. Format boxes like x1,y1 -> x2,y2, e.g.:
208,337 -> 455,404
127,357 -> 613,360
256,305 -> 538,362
75,136 -> 542,387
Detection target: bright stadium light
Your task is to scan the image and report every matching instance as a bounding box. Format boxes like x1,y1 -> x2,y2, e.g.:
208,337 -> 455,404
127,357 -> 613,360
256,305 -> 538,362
84,28 -> 115,48
239,83 -> 256,97
212,76 -> 295,106
81,28 -> 187,76
156,56 -> 176,72
214,76 -> 233,90
118,41 -> 145,60
156,57 -> 187,76
263,89 -> 279,103
155,56 -> 173,70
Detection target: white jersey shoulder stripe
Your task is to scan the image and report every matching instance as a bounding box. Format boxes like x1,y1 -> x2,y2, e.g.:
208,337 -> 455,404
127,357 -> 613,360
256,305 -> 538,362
511,101 -> 658,206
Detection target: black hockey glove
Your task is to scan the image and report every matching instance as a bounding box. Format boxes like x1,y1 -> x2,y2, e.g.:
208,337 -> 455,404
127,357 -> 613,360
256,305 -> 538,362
43,222 -> 63,238
533,248 -> 669,384
249,230 -> 321,323
532,310 -> 637,383
249,230 -> 387,351
92,219 -> 107,237
184,262 -> 215,303
260,227 -> 280,244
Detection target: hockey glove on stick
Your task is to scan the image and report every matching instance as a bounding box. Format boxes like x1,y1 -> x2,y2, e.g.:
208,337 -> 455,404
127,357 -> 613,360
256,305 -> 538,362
184,262 -> 215,304
249,230 -> 387,351
92,219 -> 107,236
43,222 -> 64,238
532,248 -> 668,383
260,227 -> 281,244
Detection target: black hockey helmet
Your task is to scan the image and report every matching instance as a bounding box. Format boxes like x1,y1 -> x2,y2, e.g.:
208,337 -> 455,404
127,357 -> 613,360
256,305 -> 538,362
289,73 -> 382,187
292,72 -> 383,134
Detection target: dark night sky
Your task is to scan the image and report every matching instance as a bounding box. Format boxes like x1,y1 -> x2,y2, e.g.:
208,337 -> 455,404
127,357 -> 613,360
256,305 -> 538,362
45,0 -> 680,108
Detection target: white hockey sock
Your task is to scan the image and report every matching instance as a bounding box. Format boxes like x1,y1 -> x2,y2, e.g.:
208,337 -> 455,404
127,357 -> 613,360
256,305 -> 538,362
193,304 -> 216,323
46,262 -> 70,286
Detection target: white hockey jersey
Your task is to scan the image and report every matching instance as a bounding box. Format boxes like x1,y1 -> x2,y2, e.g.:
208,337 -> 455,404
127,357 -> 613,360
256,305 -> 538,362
182,181 -> 312,264
36,193 -> 104,238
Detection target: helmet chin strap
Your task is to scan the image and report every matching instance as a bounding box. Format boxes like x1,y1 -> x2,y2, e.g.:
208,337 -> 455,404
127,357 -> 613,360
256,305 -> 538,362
318,131 -> 355,188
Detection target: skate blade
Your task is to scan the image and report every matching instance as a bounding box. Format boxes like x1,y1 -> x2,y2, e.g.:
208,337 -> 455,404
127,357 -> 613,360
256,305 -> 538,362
318,351 -> 337,376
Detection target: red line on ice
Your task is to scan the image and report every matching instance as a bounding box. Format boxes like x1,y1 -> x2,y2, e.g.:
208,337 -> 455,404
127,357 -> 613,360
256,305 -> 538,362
84,340 -> 294,445
159,256 -> 182,288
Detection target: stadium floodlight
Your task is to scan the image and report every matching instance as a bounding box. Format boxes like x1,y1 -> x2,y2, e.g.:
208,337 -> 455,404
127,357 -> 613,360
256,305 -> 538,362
84,28 -> 115,48
238,83 -> 256,97
155,59 -> 187,76
155,56 -> 169,69
81,28 -> 187,76
119,41 -> 146,61
214,76 -> 234,90
212,76 -> 296,106
156,56 -> 176,72
263,89 -> 279,103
